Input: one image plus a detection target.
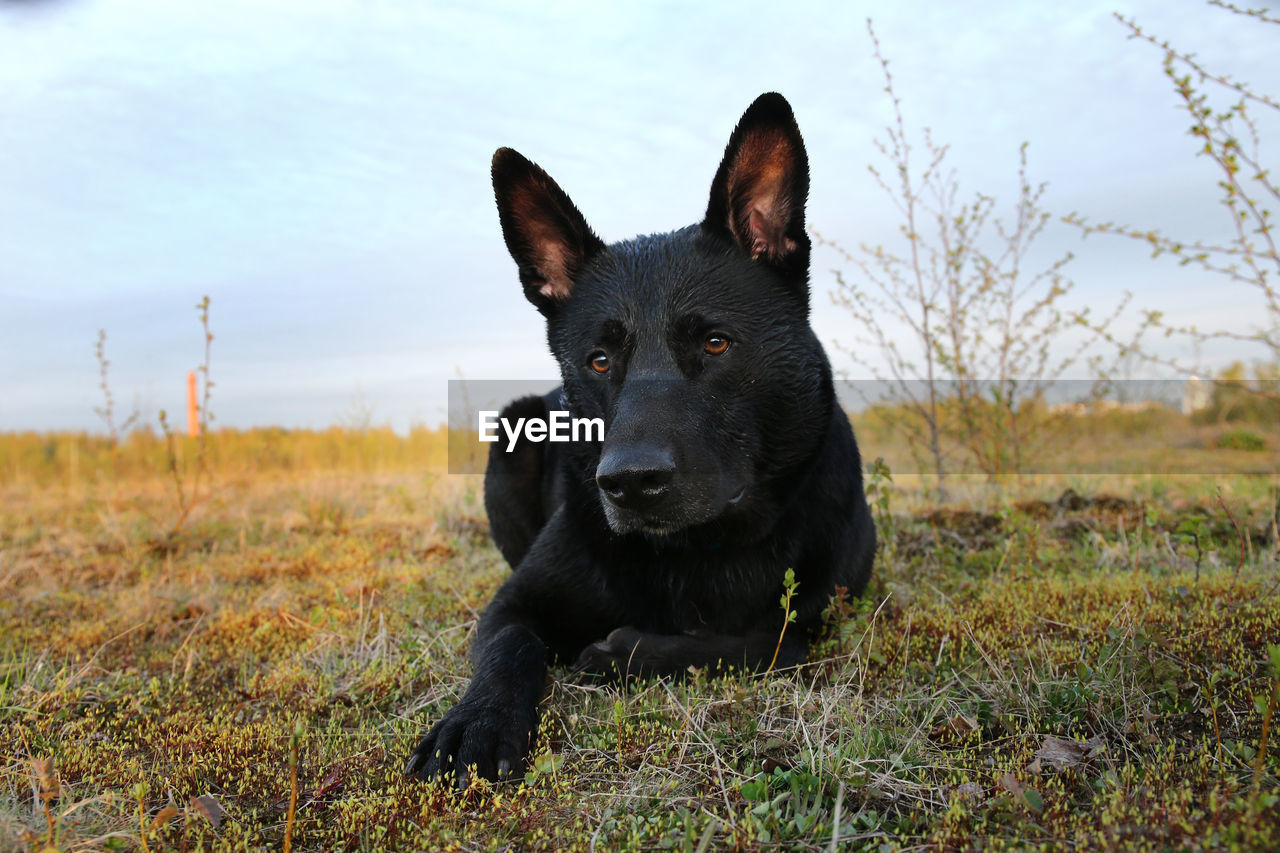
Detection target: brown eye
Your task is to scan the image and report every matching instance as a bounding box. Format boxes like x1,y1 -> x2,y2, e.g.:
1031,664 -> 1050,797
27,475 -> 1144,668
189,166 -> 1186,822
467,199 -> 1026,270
589,352 -> 610,374
704,335 -> 730,356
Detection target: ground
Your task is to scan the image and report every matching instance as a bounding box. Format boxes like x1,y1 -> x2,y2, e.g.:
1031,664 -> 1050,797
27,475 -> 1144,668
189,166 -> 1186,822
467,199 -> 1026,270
1,427 -> 1278,851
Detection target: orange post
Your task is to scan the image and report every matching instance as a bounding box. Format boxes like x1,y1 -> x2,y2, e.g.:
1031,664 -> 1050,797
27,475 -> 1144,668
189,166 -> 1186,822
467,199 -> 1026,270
187,371 -> 199,437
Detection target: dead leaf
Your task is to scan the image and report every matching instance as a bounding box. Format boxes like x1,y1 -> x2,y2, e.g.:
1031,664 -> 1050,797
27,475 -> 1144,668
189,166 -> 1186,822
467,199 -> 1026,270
190,794 -> 226,828
998,772 -> 1043,813
150,807 -> 180,830
1033,735 -> 1105,771
930,714 -> 980,742
951,781 -> 984,804
1035,736 -> 1088,769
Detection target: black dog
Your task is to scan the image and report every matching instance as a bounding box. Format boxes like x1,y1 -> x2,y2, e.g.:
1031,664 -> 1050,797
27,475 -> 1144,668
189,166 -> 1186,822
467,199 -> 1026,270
406,93 -> 875,786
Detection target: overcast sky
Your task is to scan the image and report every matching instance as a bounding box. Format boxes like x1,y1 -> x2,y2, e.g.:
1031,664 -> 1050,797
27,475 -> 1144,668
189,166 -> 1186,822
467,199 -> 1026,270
1,0 -> 1275,432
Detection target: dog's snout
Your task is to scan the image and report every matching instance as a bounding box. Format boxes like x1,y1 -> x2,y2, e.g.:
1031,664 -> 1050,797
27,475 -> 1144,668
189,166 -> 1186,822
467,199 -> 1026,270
596,448 -> 676,511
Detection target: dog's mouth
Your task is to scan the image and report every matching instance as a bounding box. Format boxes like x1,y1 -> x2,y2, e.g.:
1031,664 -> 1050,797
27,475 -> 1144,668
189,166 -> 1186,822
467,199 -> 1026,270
600,482 -> 748,537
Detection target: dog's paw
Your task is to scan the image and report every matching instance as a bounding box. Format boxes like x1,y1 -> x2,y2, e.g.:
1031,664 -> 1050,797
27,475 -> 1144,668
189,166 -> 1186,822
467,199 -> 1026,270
574,626 -> 646,678
404,701 -> 535,788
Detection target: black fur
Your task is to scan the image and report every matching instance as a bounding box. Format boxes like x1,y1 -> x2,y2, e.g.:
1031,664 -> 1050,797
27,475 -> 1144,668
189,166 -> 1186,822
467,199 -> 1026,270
406,93 -> 875,787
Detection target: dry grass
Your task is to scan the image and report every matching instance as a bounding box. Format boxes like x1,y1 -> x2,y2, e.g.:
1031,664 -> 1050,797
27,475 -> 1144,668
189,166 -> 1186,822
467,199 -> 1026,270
1,428 -> 1278,851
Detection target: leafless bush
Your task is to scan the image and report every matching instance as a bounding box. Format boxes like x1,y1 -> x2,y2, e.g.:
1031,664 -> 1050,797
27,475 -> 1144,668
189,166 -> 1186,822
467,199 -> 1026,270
820,21 -> 1125,491
1066,2 -> 1279,383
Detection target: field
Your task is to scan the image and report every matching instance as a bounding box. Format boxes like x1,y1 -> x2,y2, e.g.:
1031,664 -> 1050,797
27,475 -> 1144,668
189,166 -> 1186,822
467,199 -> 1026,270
2,423 -> 1279,851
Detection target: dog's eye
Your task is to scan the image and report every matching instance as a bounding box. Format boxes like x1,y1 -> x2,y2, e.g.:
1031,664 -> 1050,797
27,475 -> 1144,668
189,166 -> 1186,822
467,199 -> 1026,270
589,351 -> 610,374
704,335 -> 730,356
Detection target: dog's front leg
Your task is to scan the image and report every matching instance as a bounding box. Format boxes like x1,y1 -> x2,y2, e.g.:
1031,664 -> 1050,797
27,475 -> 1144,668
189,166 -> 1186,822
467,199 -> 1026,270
405,613 -> 547,787
575,624 -> 809,679
406,508 -> 609,786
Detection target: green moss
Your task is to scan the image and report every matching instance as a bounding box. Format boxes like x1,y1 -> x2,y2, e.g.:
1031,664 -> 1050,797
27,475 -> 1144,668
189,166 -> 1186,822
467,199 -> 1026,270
1,456 -> 1278,850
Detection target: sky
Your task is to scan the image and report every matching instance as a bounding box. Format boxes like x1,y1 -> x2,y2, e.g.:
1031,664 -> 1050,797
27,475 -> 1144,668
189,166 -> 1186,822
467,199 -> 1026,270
1,0 -> 1276,433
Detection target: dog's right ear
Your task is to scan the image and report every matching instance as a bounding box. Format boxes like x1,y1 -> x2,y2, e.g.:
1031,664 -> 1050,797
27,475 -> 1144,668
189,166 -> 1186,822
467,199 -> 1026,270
492,148 -> 605,315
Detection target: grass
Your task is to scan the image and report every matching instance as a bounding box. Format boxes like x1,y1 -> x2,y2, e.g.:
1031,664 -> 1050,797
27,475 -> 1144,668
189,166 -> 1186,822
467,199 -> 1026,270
1,427 -> 1278,851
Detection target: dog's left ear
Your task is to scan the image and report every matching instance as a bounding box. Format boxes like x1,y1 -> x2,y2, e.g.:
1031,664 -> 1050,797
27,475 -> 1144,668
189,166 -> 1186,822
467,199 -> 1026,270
703,92 -> 810,272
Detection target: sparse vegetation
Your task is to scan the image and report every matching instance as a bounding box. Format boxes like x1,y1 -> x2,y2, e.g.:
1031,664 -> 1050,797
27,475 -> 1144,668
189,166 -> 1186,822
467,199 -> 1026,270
92,330 -> 140,452
2,429 -> 1277,851
819,22 -> 1127,493
1218,428 -> 1267,452
1193,362 -> 1280,425
1067,2 -> 1280,380
157,296 -> 216,540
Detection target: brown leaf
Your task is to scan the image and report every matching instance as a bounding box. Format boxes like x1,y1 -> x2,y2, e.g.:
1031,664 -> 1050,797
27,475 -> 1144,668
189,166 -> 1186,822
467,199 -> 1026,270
998,772 -> 1024,797
930,714 -> 980,742
150,807 -> 180,830
1035,736 -> 1088,769
190,794 -> 226,828
1034,735 -> 1105,771
998,773 -> 1043,812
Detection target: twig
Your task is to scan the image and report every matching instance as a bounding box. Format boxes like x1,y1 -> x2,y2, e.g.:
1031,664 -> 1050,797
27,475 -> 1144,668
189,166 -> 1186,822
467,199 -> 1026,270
1217,487 -> 1246,577
768,569 -> 799,672
1254,677 -> 1277,792
285,720 -> 301,853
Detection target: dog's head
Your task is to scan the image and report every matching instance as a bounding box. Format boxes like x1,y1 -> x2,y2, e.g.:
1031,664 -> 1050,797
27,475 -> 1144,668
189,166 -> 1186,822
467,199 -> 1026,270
492,93 -> 831,540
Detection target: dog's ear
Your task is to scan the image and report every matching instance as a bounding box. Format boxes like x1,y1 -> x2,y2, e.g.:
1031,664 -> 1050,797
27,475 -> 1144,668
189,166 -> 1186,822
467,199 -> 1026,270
492,148 -> 605,314
703,93 -> 809,272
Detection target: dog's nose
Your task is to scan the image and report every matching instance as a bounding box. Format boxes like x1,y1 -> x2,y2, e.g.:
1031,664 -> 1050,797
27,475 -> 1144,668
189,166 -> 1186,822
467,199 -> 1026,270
596,448 -> 676,511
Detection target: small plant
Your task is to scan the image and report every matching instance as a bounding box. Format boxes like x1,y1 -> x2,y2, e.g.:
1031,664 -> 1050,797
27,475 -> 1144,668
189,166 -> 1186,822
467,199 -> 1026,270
134,780 -> 150,853
1255,644 -> 1280,791
93,329 -> 139,448
767,568 -> 799,672
864,456 -> 895,555
159,296 -> 215,538
1175,514 -> 1211,582
739,764 -> 844,844
1216,427 -> 1266,451
284,718 -> 303,853
32,757 -> 59,848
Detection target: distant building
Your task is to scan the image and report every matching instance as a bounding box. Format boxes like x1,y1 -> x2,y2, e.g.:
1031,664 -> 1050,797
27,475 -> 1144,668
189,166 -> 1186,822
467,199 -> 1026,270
1182,376 -> 1211,415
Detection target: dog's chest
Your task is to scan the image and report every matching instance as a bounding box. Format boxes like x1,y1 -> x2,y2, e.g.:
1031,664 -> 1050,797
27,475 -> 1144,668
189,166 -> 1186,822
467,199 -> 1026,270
610,542 -> 789,633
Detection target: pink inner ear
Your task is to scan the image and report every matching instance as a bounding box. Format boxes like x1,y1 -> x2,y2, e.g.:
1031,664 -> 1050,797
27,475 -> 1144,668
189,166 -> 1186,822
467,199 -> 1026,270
538,279 -> 567,301
514,202 -> 575,301
726,131 -> 799,261
746,204 -> 797,261
508,178 -> 580,302
534,240 -> 573,302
